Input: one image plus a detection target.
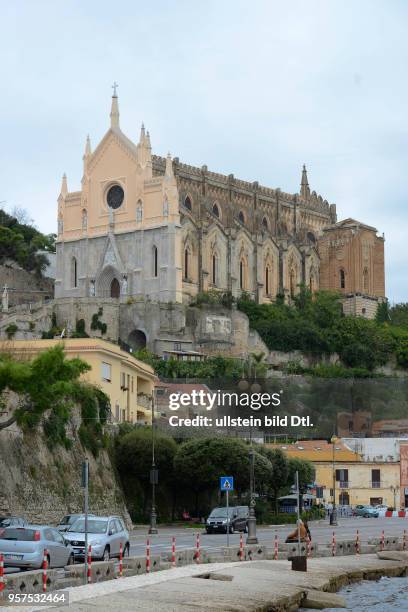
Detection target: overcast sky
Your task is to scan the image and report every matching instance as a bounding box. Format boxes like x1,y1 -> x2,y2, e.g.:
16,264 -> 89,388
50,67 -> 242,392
1,0 -> 407,302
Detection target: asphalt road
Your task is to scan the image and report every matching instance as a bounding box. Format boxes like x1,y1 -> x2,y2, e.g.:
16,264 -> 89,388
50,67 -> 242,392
128,516 -> 408,557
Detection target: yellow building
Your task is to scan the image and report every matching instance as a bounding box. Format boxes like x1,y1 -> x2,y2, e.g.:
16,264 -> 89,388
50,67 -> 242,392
1,338 -> 156,425
267,440 -> 401,508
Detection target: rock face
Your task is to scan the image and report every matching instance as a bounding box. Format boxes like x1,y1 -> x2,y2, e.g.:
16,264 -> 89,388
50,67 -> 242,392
0,424 -> 131,527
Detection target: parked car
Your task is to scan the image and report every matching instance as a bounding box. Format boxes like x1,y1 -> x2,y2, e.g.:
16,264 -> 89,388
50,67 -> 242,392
0,526 -> 74,569
57,514 -> 95,532
63,516 -> 129,561
206,506 -> 249,534
353,505 -> 379,518
0,517 -> 27,528
374,505 -> 389,512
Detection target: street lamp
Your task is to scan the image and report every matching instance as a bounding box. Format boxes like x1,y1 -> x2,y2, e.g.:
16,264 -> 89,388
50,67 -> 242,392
149,389 -> 158,535
246,446 -> 258,544
390,485 -> 400,510
330,435 -> 338,526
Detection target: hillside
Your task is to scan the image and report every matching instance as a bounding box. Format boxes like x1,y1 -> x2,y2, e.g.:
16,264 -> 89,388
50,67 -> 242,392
0,207 -> 55,277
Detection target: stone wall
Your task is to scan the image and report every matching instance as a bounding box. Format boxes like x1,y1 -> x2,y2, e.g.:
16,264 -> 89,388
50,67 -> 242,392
0,262 -> 54,307
0,419 -> 131,527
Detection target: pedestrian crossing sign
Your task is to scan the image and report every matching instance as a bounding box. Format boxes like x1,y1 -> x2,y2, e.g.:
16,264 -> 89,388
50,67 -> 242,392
220,476 -> 234,491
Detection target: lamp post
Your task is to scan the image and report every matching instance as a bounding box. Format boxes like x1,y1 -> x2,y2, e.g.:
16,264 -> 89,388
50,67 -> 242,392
390,485 -> 400,510
330,435 -> 338,526
238,360 -> 259,544
149,389 -> 158,535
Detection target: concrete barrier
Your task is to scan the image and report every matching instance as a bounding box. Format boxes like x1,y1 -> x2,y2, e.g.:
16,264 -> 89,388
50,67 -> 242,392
65,560 -> 116,583
285,542 -> 318,558
122,555 -> 162,574
2,569 -> 59,594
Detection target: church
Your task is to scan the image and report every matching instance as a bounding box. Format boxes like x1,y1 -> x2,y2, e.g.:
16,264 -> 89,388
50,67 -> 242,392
55,90 -> 385,319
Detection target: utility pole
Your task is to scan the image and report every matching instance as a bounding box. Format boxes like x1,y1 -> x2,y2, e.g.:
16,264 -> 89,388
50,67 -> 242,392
82,458 -> 89,584
149,389 -> 158,535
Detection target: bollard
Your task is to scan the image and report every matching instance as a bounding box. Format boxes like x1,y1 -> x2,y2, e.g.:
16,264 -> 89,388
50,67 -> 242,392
239,533 -> 244,561
87,545 -> 92,584
381,529 -> 385,551
171,536 -> 176,568
146,538 -> 151,573
195,533 -> 201,564
0,553 -> 4,593
42,549 -> 48,593
306,535 -> 311,558
332,531 -> 336,557
119,542 -> 123,578
403,529 -> 407,551
355,530 -> 360,555
274,533 -> 278,561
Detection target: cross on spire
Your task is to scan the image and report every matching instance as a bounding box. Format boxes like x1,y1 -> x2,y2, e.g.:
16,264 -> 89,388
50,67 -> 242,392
112,81 -> 119,97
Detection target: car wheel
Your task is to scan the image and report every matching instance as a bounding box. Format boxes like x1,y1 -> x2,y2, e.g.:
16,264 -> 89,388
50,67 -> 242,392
102,547 -> 110,562
229,525 -> 235,534
67,554 -> 75,566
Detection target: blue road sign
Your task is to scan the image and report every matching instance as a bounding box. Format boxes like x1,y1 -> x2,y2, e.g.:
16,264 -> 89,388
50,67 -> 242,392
220,476 -> 234,491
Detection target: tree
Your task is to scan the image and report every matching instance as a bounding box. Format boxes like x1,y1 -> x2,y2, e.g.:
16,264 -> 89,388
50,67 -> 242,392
258,447 -> 289,511
115,427 -> 177,520
0,345 -> 90,431
287,457 -> 315,490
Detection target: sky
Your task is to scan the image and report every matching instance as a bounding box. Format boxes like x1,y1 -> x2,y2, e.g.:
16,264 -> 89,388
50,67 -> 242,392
1,0 -> 407,302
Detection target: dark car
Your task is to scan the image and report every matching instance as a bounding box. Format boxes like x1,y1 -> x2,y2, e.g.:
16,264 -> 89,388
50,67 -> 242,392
0,517 -> 27,528
206,506 -> 249,534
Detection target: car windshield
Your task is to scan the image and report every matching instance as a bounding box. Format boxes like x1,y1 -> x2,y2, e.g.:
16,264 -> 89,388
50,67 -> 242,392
209,508 -> 235,517
68,519 -> 108,534
0,528 -> 38,541
0,518 -> 13,527
59,516 -> 73,525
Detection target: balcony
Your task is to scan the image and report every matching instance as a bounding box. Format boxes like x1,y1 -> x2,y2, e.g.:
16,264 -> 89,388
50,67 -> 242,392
371,481 -> 382,488
339,481 -> 349,489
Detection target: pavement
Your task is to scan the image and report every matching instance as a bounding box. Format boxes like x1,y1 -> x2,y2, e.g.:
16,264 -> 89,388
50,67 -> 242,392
127,516 -> 408,557
18,553 -> 408,612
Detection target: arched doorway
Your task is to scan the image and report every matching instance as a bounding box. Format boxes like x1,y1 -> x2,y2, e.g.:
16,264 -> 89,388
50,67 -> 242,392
110,278 -> 120,298
128,329 -> 147,352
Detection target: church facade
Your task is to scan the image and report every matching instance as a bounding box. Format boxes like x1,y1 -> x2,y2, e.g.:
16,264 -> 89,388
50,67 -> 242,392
55,92 -> 385,317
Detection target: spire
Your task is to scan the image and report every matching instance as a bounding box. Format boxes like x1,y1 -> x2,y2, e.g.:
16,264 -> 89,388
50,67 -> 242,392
60,173 -> 68,196
146,130 -> 151,150
165,152 -> 174,178
84,134 -> 92,157
110,82 -> 120,129
139,123 -> 146,144
300,164 -> 310,199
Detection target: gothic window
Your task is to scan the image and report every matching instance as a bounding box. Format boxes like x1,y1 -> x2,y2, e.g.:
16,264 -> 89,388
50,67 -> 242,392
290,268 -> 296,298
307,231 -> 316,244
153,246 -> 158,278
265,265 -> 270,295
212,203 -> 220,218
136,200 -> 143,222
163,197 -> 169,217
363,267 -> 369,293
238,210 -> 245,225
212,254 -> 218,285
262,217 -> 268,231
184,196 -> 192,211
71,257 -> 78,288
340,269 -> 345,289
240,258 -> 247,290
82,209 -> 87,231
184,247 -> 189,280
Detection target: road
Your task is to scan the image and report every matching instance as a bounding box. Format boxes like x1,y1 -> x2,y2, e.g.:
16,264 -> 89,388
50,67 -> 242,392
128,516 -> 408,557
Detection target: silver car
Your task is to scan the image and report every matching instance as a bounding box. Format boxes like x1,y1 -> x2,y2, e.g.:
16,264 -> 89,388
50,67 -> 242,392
63,516 -> 129,561
57,513 -> 95,532
0,526 -> 74,569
